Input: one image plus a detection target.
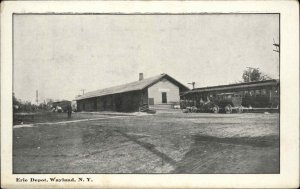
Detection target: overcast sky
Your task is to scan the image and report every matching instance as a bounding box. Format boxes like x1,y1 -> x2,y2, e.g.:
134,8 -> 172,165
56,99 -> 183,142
14,14 -> 279,103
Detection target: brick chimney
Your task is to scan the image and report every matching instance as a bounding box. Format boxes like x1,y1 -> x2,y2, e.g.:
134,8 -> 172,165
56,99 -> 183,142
139,73 -> 144,81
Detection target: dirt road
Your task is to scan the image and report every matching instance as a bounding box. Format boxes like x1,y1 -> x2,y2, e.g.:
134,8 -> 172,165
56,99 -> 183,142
13,112 -> 279,173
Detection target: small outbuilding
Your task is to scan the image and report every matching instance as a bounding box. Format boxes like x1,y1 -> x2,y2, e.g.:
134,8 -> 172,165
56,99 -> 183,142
75,73 -> 189,112
52,100 -> 71,112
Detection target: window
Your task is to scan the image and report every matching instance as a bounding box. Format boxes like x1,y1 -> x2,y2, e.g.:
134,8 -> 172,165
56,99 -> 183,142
162,92 -> 167,103
255,90 -> 261,96
249,90 -> 254,96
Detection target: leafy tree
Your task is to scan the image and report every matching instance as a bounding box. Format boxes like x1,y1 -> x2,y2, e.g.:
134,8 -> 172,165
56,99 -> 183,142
13,93 -> 21,105
13,93 -> 39,112
13,93 -> 21,112
242,67 -> 271,82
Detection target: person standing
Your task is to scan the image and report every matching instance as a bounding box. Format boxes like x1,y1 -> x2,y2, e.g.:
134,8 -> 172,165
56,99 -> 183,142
67,103 -> 72,119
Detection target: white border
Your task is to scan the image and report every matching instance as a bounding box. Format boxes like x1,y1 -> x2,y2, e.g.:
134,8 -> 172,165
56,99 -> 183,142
1,1 -> 299,188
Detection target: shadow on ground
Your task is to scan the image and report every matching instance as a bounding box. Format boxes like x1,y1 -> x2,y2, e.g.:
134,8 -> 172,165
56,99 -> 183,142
173,134 -> 279,173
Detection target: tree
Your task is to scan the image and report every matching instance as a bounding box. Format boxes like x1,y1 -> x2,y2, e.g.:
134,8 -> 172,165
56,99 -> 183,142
13,93 -> 20,106
242,67 -> 271,82
13,93 -> 20,112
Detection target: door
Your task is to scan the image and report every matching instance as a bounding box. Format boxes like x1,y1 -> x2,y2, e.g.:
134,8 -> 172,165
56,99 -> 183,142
93,99 -> 97,111
116,96 -> 122,111
103,100 -> 107,110
162,92 -> 167,103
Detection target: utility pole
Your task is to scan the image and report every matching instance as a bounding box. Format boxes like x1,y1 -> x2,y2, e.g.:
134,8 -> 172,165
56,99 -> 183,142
80,89 -> 85,95
188,82 -> 196,89
273,38 -> 280,53
36,90 -> 38,105
273,38 -> 280,78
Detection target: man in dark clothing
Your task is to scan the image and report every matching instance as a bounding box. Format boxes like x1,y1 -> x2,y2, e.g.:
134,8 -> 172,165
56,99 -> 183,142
67,104 -> 72,119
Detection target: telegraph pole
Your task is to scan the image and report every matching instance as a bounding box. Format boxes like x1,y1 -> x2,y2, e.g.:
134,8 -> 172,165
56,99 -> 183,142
80,89 -> 85,95
273,38 -> 280,53
188,82 -> 195,89
36,90 -> 38,105
273,38 -> 280,79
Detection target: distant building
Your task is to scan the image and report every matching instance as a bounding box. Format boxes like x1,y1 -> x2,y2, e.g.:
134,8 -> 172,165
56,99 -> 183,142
75,73 -> 189,112
52,100 -> 71,112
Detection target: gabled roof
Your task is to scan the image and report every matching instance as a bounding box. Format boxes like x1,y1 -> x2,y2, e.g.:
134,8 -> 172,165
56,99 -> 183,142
76,73 -> 189,100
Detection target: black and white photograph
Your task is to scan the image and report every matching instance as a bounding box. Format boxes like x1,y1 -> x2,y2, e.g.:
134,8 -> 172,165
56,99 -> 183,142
12,13 -> 280,174
1,0 -> 299,188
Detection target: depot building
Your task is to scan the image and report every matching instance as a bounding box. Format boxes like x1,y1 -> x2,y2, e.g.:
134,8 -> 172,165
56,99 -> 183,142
75,73 -> 189,112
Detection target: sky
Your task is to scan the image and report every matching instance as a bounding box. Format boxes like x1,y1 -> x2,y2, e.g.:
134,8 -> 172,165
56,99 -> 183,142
14,14 -> 279,103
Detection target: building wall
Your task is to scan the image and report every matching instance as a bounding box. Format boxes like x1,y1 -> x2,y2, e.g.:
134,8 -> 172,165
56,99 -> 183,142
77,97 -> 97,112
148,78 -> 180,105
114,91 -> 142,112
76,90 -> 143,112
140,89 -> 148,105
98,95 -> 115,111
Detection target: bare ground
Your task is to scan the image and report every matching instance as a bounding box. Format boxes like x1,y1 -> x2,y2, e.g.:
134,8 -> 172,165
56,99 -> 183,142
13,111 -> 279,173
